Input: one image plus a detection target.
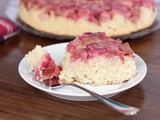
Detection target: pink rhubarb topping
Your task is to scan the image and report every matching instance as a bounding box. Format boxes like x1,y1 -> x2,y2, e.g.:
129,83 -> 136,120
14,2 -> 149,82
21,0 -> 155,24
67,32 -> 134,62
33,54 -> 61,86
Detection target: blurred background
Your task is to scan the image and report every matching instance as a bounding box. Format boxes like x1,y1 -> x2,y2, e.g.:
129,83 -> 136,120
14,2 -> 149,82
0,0 -> 10,17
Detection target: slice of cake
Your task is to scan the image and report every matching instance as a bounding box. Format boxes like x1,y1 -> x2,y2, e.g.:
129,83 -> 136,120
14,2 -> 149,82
59,32 -> 137,85
25,45 -> 61,86
19,0 -> 156,37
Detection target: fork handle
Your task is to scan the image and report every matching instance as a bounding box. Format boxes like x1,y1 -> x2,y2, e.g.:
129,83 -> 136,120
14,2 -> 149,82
68,83 -> 139,115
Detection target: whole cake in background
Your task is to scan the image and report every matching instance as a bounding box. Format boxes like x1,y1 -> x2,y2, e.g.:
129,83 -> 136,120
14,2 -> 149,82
25,32 -> 137,86
19,0 -> 157,37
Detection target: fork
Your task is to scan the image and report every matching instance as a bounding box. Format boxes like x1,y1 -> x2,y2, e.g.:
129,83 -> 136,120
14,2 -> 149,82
41,82 -> 139,115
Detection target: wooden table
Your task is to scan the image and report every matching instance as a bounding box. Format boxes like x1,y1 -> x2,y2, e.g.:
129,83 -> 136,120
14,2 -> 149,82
0,30 -> 160,120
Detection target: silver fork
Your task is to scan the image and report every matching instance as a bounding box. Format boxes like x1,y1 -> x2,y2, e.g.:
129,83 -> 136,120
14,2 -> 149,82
41,82 -> 139,115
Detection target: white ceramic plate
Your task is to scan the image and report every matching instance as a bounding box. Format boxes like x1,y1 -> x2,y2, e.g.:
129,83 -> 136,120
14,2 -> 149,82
18,43 -> 147,101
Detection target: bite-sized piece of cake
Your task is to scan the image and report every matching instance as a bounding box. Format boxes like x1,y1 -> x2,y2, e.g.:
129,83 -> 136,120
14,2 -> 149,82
59,32 -> 137,85
19,0 -> 156,37
25,45 -> 61,86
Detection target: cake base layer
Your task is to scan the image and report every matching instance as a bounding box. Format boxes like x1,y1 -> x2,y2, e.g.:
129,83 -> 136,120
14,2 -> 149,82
59,53 -> 136,85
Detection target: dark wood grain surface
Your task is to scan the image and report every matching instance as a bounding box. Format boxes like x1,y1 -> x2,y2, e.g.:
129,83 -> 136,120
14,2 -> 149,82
0,30 -> 160,120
